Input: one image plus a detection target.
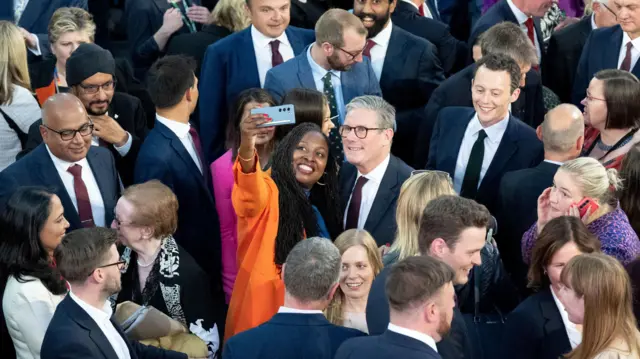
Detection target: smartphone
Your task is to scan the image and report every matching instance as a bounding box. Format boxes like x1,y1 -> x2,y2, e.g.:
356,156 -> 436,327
251,105 -> 296,128
576,197 -> 600,218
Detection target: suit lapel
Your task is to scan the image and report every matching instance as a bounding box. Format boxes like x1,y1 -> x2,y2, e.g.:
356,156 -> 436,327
441,111 -> 473,176
18,0 -> 46,29
86,148 -> 114,226
63,297 -> 120,359
286,27 -> 306,54
297,49 -> 317,89
479,115 -> 519,191
539,289 -> 572,355
606,26 -> 625,70
364,156 -> 400,233
152,0 -> 169,15
379,26 -> 404,89
340,165 -> 357,213
241,29 -> 261,87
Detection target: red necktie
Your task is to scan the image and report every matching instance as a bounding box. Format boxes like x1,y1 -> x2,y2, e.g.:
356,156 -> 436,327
620,42 -> 634,72
189,126 -> 205,170
524,18 -> 536,49
66,164 -> 95,228
363,39 -> 376,58
418,3 -> 425,16
346,176 -> 369,230
270,40 -> 284,68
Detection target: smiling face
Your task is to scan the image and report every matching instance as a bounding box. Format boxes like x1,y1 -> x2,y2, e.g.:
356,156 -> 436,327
546,241 -> 584,293
247,0 -> 290,38
342,107 -> 392,174
40,98 -> 93,163
581,78 -> 608,131
472,66 -> 520,127
40,195 -> 69,256
549,169 -> 585,217
353,0 -> 396,39
339,244 -> 376,300
436,227 -> 486,285
292,131 -> 329,188
523,0 -> 557,17
73,72 -> 114,116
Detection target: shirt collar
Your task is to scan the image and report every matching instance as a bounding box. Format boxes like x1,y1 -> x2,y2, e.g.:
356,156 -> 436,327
590,14 -> 597,30
69,291 -> 113,323
277,306 -> 324,314
307,46 -> 342,80
401,0 -> 420,10
506,0 -> 530,24
357,154 -> 390,183
622,32 -> 640,50
45,144 -> 90,171
544,159 -> 564,166
156,114 -> 191,139
388,323 -> 438,352
370,21 -> 393,49
469,112 -> 510,144
251,25 -> 291,49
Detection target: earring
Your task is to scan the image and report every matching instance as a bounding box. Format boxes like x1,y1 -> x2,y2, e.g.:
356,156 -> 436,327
316,172 -> 327,186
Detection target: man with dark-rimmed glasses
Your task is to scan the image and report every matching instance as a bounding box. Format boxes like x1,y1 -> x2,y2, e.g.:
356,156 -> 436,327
0,93 -> 120,231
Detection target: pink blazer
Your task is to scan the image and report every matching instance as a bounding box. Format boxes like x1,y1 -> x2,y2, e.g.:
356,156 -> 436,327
210,150 -> 237,303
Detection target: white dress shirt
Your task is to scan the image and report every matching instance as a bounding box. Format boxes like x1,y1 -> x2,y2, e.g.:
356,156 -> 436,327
156,115 -> 203,173
506,0 -> 542,60
543,159 -> 563,166
590,14 -> 598,30
343,154 -> 391,229
453,113 -> 509,194
617,32 -> 640,71
277,306 -> 324,314
401,0 -> 433,18
388,323 -> 438,352
69,292 -> 131,359
91,114 -> 133,157
368,22 -> 394,81
14,0 -> 29,22
550,286 -> 582,349
307,46 -> 347,123
46,145 -> 106,227
251,25 -> 294,87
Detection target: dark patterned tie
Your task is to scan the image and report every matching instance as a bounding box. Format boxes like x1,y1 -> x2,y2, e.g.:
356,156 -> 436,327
67,164 -> 96,228
322,72 -> 344,163
621,42 -> 634,72
346,176 -> 369,230
460,130 -> 487,199
189,126 -> 205,172
363,39 -> 376,58
270,40 -> 284,68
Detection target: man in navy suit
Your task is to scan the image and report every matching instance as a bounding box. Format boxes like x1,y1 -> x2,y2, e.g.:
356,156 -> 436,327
337,256 -> 456,359
572,0 -> 640,106
353,0 -> 445,163
0,0 -> 88,58
366,195 -> 492,359
414,22 -> 542,168
135,55 -> 224,314
42,227 -> 186,359
339,96 -> 412,246
0,93 -> 119,230
199,0 -> 315,163
427,54 -> 543,216
222,238 -> 365,359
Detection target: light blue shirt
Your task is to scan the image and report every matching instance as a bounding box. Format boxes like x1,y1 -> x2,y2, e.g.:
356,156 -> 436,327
306,46 -> 346,124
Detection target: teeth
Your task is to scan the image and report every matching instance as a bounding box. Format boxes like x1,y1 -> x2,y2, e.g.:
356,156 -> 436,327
346,283 -> 363,288
298,164 -> 313,172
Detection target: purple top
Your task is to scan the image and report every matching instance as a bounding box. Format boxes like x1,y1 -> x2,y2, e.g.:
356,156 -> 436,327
522,207 -> 640,265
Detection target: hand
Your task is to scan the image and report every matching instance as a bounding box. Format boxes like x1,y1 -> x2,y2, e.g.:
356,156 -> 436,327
378,244 -> 390,257
18,27 -> 37,49
239,105 -> 273,151
91,115 -> 129,147
566,204 -> 592,224
161,8 -> 185,35
187,5 -> 212,24
554,17 -> 580,31
536,187 -> 553,233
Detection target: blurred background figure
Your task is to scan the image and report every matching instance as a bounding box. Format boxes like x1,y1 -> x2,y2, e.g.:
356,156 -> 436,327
618,144 -> 640,236
280,88 -> 335,136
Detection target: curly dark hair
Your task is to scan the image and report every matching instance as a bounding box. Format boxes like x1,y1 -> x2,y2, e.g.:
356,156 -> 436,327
271,123 -> 343,265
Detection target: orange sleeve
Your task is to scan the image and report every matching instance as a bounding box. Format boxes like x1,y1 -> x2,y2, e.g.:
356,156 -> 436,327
231,154 -> 276,219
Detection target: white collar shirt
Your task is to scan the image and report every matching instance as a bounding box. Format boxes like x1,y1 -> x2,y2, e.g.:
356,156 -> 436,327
388,323 -> 438,352
550,286 -> 582,349
156,115 -> 203,173
251,25 -> 294,87
277,306 -> 324,314
368,22 -> 394,81
618,32 -> 640,71
343,154 -> 391,229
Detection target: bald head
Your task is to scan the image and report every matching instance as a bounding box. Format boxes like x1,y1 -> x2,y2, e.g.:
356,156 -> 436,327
541,104 -> 585,154
40,93 -> 93,163
42,93 -> 87,127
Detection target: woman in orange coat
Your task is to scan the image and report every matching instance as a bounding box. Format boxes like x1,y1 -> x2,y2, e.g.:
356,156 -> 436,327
226,117 -> 342,340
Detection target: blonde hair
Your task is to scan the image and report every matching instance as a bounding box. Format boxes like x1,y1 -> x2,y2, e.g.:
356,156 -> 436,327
559,157 -> 623,208
210,0 -> 250,32
324,229 -> 383,326
48,7 -> 96,45
561,253 -> 640,359
121,180 -> 179,239
0,21 -> 31,104
389,171 -> 456,261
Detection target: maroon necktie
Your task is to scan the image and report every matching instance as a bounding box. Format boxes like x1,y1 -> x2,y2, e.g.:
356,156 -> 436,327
418,3 -> 425,16
66,164 -> 95,228
346,176 -> 369,230
189,126 -> 205,170
620,42 -> 634,72
270,40 -> 284,68
524,18 -> 539,70
363,39 -> 376,58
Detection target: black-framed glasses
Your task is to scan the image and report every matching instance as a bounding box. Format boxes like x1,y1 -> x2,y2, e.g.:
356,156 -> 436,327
43,121 -> 94,141
601,2 -> 617,19
339,125 -> 387,139
88,260 -> 126,276
78,79 -> 116,95
334,45 -> 365,61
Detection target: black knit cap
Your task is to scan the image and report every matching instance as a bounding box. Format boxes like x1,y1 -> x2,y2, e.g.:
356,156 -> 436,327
65,43 -> 116,87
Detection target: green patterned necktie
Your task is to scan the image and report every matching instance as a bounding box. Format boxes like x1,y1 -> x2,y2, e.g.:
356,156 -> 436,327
322,72 -> 344,163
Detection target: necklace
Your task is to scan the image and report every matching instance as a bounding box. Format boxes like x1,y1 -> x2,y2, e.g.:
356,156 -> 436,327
596,134 -> 633,151
136,245 -> 161,268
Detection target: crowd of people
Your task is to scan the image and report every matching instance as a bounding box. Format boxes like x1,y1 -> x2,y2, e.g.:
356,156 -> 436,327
3,0 -> 640,358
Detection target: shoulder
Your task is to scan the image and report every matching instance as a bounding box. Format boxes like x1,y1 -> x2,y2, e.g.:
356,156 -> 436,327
587,25 -> 621,45
332,324 -> 367,339
438,66 -> 474,90
88,146 -> 115,161
7,84 -> 36,102
209,29 -> 250,53
2,276 -> 55,305
509,117 -> 539,140
390,155 -> 413,178
287,26 -> 315,40
112,92 -> 142,110
439,106 -> 474,121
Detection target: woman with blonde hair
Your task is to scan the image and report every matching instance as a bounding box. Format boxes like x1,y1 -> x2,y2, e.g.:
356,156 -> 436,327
0,21 -> 41,171
522,157 -> 640,265
325,229 -> 383,333
559,253 -> 640,359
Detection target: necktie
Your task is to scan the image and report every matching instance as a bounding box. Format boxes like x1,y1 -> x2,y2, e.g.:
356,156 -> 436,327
620,42 -> 634,72
363,39 -> 376,58
524,18 -> 536,48
270,40 -> 284,68
66,164 -> 96,228
418,3 -> 425,16
188,126 -> 205,172
460,130 -> 487,199
346,176 -> 369,230
322,72 -> 344,163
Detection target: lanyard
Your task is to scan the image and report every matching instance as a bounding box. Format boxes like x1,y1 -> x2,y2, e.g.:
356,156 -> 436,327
170,0 -> 197,33
53,67 -> 60,94
585,128 -> 639,161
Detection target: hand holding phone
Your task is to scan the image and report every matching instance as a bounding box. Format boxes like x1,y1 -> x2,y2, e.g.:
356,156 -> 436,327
574,197 -> 600,219
251,105 -> 296,128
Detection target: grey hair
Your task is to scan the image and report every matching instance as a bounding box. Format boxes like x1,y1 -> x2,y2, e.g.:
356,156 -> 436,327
283,237 -> 341,302
346,95 -> 397,131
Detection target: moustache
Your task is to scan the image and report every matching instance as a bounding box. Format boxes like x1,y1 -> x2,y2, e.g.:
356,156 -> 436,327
357,12 -> 380,20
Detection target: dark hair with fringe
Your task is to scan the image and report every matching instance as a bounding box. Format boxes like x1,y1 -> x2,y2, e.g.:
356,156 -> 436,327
271,123 -> 343,265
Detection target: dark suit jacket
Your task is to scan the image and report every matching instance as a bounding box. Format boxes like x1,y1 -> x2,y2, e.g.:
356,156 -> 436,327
166,24 -> 232,76
543,15 -> 593,103
366,266 -> 472,359
413,64 -> 545,169
339,155 -> 413,246
499,288 -> 572,359
0,144 -> 119,230
379,25 -> 445,163
427,107 -> 543,215
335,330 -> 441,359
199,26 -> 315,163
41,296 -> 186,359
392,0 -> 467,75
496,160 -> 559,289
572,25 -> 640,107
222,313 -> 365,359
19,92 -> 148,186
134,120 -> 224,303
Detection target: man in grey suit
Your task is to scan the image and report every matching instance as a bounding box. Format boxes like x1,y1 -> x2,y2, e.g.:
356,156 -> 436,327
264,8 -> 382,162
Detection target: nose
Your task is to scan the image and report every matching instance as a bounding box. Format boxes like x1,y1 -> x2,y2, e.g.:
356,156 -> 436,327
581,97 -> 588,107
97,88 -> 109,101
347,266 -> 357,279
472,251 -> 482,266
110,219 -> 118,229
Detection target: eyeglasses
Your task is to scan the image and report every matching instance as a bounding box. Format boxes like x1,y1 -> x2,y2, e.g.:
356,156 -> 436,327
88,260 -> 126,276
586,91 -> 606,102
601,2 -> 617,19
112,216 -> 134,229
78,80 -> 116,95
43,121 -> 94,141
339,125 -> 388,139
333,45 -> 365,61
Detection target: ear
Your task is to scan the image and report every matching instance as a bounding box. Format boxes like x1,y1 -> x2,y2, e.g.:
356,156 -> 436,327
90,268 -> 105,284
39,125 -> 48,142
140,226 -> 154,240
536,125 -> 542,141
385,128 -> 394,142
510,88 -> 521,103
185,88 -> 194,103
389,0 -> 397,13
326,282 -> 340,301
422,300 -> 437,324
577,135 -> 585,151
70,86 -> 79,96
321,42 -> 334,57
430,238 -> 448,259
592,2 -> 601,12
